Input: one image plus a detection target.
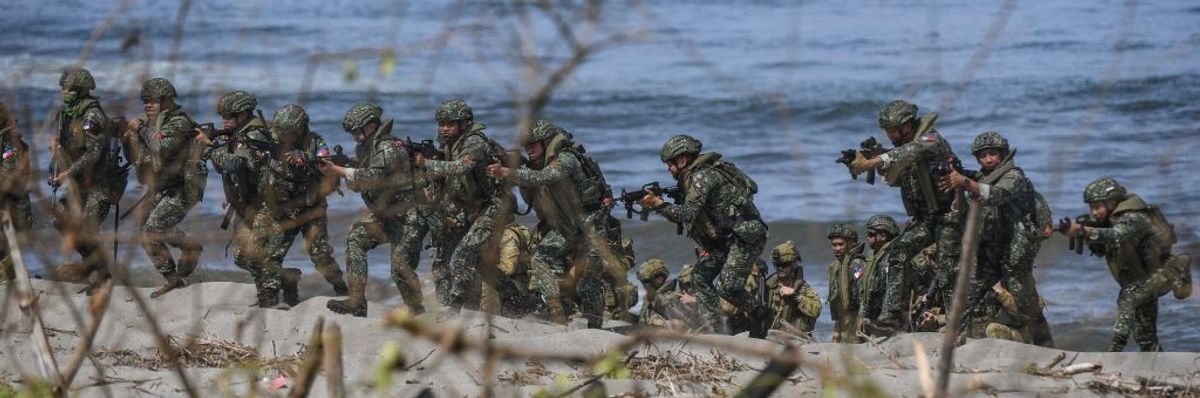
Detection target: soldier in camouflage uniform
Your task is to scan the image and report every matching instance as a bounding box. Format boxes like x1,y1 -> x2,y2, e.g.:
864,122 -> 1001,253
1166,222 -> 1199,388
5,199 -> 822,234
848,100 -> 964,309
857,215 -> 909,336
941,131 -> 1054,347
323,103 -> 428,317
640,135 -> 771,337
485,222 -> 543,318
636,259 -> 675,326
246,104 -> 344,307
826,223 -> 865,343
764,241 -> 822,335
0,102 -> 32,282
487,120 -> 621,327
602,237 -> 639,322
415,99 -> 507,311
48,67 -> 127,293
1062,177 -> 1192,351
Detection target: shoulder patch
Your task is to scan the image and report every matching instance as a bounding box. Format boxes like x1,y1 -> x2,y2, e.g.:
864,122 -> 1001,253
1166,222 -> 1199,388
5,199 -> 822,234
919,133 -> 939,142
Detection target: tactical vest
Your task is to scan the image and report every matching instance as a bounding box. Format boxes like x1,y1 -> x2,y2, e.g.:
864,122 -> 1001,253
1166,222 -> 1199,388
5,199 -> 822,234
977,153 -> 1038,242
892,114 -> 957,216
357,120 -> 425,216
220,116 -> 269,218
261,131 -> 328,212
1103,194 -> 1176,286
679,153 -> 761,246
0,128 -> 28,195
58,98 -> 121,188
527,133 -> 608,236
443,123 -> 503,213
829,243 -> 865,315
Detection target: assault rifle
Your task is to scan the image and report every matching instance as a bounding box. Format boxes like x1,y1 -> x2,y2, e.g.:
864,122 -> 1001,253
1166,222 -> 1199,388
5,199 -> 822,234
401,136 -> 444,160
836,136 -> 888,184
1056,214 -> 1106,256
318,144 -> 351,167
618,181 -> 684,234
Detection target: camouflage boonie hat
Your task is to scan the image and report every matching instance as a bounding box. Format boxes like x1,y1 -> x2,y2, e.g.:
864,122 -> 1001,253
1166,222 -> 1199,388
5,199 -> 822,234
140,78 -> 177,101
971,131 -> 1009,155
271,104 -> 309,135
660,134 -> 702,162
342,103 -> 383,132
217,91 -> 257,119
1084,177 -> 1126,203
59,66 -> 96,90
827,222 -> 859,241
865,214 -> 899,237
525,120 -> 562,144
771,240 -> 799,264
434,99 -> 473,122
878,100 -> 918,129
636,259 -> 669,283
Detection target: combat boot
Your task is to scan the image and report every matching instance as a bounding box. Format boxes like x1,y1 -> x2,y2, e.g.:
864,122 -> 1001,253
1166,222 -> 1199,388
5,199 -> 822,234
256,287 -> 281,308
330,278 -> 349,297
151,270 -> 186,299
545,298 -> 569,325
282,268 -> 302,306
176,240 -> 203,280
1171,254 -> 1192,300
748,305 -> 773,339
326,278 -> 367,317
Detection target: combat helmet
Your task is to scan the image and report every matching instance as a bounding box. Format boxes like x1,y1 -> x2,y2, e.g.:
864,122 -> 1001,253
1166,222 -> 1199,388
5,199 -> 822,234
140,78 -> 177,101
59,66 -> 96,90
827,223 -> 859,242
525,120 -> 562,144
1084,177 -> 1126,204
217,91 -> 257,119
434,99 -> 473,122
865,215 -> 899,237
343,103 -> 383,132
771,240 -> 800,264
660,134 -> 702,162
878,100 -> 918,129
272,104 -> 310,136
971,131 -> 1009,155
636,259 -> 669,284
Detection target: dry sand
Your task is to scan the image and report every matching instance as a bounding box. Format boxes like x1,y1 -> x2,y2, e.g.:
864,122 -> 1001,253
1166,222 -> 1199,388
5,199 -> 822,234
2,279 -> 1199,397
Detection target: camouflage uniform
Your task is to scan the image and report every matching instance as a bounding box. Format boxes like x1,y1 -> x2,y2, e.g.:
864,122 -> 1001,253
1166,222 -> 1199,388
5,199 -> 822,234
872,101 -> 964,310
484,223 -> 543,318
651,135 -> 770,336
127,78 -> 205,295
507,120 -> 619,327
423,99 -> 506,311
858,215 -> 909,335
49,67 -> 127,289
826,223 -> 865,342
636,259 -> 684,326
960,132 -> 1054,347
427,201 -> 467,306
0,103 -> 32,282
328,104 -> 428,316
249,104 -> 343,307
602,238 -> 639,322
765,241 -> 822,334
1079,177 -> 1191,352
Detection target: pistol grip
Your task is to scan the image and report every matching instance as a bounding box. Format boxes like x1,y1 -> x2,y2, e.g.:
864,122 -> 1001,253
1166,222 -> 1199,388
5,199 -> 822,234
866,169 -> 876,185
639,210 -> 651,222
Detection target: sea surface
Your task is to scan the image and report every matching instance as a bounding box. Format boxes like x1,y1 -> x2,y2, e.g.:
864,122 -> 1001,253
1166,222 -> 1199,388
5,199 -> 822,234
2,0 -> 1198,350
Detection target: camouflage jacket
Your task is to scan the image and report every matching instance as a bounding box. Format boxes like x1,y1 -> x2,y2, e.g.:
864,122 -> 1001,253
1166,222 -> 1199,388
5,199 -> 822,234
827,243 -> 866,323
206,116 -> 270,217
975,157 -> 1039,243
857,240 -> 894,321
257,131 -> 332,214
57,96 -> 119,187
346,120 -> 425,217
639,278 -> 683,326
878,114 -> 959,217
131,105 -> 198,192
655,152 -> 761,247
1087,194 -> 1174,286
424,122 -> 501,213
0,126 -> 30,196
766,267 -> 822,333
510,146 -> 596,234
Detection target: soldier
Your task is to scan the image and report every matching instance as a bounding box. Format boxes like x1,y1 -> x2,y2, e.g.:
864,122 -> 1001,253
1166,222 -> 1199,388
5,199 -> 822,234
635,259 -> 675,326
47,67 -> 127,293
941,131 -> 1054,347
847,100 -> 964,309
0,102 -> 32,282
414,99 -> 507,312
322,103 -> 428,317
764,241 -> 822,335
826,223 -> 865,343
639,134 -> 771,337
487,222 -> 543,318
857,214 -> 909,336
246,104 -> 344,308
487,120 -> 622,327
1061,177 -> 1192,351
601,237 -> 639,322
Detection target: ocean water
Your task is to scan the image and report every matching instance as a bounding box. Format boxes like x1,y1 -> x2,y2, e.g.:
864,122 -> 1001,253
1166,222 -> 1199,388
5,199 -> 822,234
2,0 -> 1198,350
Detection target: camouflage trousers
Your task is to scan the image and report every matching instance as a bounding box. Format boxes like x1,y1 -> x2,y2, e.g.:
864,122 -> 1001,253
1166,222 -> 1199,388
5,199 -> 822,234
530,228 -> 606,326
51,185 -> 114,280
691,220 -> 768,334
345,207 -> 429,310
426,205 -> 464,307
444,202 -> 502,310
964,224 -> 1054,347
888,212 -> 962,318
489,271 -> 543,318
139,190 -> 202,279
0,193 -> 33,281
248,206 -> 342,294
874,248 -> 914,332
1112,284 -> 1161,352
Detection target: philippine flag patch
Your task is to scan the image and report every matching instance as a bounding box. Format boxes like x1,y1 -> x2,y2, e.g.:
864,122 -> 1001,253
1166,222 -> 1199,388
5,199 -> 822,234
316,147 -> 330,157
2,148 -> 14,160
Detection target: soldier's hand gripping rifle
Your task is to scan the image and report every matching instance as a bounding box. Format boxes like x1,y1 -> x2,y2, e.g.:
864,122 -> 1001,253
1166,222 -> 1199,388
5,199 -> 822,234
1055,214 -> 1105,256
618,181 -> 684,234
401,136 -> 444,161
835,136 -> 888,184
